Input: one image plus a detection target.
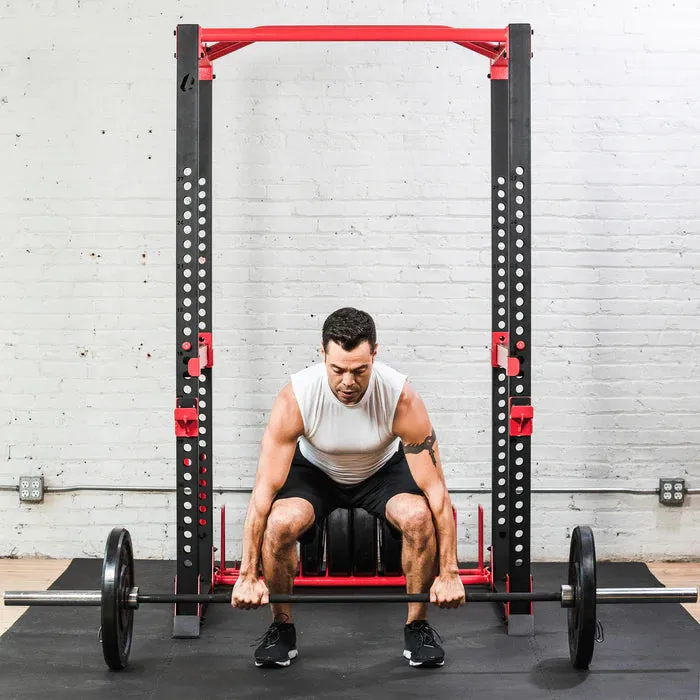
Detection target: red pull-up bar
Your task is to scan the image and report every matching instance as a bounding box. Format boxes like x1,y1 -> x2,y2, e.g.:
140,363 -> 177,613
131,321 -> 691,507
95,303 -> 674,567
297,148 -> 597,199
200,25 -> 506,43
194,25 -> 509,64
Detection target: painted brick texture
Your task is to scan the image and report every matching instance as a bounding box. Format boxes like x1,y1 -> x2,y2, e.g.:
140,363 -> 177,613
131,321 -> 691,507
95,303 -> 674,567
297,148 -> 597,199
0,1 -> 698,561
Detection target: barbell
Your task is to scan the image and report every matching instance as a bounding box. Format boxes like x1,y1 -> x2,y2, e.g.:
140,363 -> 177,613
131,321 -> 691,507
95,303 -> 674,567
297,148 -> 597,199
3,525 -> 697,672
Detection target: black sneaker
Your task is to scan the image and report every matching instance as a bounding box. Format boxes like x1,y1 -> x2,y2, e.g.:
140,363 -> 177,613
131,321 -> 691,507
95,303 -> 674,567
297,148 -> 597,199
253,621 -> 298,668
403,620 -> 445,667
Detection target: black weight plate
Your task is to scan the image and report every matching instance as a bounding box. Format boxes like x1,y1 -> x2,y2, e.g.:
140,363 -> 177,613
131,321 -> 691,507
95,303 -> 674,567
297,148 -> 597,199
352,509 -> 378,576
379,518 -> 403,576
326,509 -> 352,576
300,518 -> 326,576
568,525 -> 597,670
101,527 -> 135,671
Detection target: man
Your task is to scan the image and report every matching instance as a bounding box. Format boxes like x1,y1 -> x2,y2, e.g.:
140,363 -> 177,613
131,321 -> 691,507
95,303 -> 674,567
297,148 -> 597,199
231,307 -> 465,668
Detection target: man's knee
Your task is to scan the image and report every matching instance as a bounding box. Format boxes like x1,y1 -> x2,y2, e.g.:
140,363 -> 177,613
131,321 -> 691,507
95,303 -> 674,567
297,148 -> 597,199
264,498 -> 315,548
388,496 -> 434,545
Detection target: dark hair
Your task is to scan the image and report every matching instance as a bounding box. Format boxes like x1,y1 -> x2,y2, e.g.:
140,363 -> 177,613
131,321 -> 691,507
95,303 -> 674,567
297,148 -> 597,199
322,307 -> 376,353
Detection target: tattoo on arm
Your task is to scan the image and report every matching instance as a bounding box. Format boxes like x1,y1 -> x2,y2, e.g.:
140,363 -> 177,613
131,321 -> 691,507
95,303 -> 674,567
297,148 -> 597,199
404,428 -> 438,468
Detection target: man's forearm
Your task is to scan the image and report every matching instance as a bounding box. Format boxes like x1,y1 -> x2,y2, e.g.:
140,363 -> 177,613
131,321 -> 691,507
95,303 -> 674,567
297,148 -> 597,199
238,487 -> 274,577
426,487 -> 459,574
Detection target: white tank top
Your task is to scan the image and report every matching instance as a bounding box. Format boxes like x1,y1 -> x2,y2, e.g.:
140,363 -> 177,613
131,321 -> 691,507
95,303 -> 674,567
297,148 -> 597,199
290,360 -> 407,485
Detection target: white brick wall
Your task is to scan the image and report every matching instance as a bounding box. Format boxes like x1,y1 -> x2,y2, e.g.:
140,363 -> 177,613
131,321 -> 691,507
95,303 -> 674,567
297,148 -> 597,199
0,1 -> 698,562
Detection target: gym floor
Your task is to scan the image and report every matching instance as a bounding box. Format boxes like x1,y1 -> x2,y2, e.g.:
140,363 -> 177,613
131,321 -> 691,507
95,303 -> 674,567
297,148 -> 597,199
1,559 -> 698,699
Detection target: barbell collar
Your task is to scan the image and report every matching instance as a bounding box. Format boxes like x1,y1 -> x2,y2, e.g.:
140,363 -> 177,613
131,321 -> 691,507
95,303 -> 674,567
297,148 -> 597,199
560,584 -> 575,608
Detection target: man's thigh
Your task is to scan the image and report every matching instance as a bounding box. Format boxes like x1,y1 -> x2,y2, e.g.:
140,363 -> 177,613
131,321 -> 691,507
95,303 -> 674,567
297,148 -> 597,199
350,447 -> 424,525
274,446 -> 344,541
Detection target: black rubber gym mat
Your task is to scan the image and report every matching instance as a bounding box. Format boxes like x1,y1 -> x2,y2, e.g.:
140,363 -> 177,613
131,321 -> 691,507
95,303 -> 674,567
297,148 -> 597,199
1,560 -> 697,699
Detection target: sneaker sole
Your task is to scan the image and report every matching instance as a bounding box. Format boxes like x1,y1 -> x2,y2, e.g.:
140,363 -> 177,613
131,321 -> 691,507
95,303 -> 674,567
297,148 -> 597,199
255,649 -> 298,668
403,649 -> 445,668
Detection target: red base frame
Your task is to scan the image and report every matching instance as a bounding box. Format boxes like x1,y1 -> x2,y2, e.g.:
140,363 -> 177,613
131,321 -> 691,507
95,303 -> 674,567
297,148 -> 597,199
212,503 -> 492,589
215,572 -> 491,587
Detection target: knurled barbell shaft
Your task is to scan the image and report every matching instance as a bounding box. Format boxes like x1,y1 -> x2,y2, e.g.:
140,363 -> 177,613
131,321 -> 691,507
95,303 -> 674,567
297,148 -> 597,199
3,586 -> 697,608
139,591 -> 564,604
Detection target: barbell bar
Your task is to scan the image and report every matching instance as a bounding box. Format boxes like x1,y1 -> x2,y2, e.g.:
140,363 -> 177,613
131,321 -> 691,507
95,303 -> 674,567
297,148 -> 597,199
2,526 -> 697,673
5,587 -> 696,607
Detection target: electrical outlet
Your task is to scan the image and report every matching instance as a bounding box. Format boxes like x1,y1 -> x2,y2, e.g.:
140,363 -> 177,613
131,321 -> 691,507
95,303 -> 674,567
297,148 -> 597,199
659,478 -> 685,507
19,476 -> 44,503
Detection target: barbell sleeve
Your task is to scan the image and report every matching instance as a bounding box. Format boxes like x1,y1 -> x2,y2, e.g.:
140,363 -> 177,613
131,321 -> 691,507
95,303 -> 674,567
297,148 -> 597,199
595,587 -> 699,604
3,590 -> 102,606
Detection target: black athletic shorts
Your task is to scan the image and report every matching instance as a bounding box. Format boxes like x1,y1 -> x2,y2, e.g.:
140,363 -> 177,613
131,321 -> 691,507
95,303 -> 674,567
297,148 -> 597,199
274,443 -> 424,541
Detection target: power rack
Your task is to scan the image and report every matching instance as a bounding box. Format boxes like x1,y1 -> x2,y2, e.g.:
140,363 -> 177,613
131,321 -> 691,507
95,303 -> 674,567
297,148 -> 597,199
173,23 -> 533,638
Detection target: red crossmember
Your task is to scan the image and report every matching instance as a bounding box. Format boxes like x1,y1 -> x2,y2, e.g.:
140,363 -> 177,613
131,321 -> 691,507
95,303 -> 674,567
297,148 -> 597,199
191,26 -> 508,65
200,25 -> 507,44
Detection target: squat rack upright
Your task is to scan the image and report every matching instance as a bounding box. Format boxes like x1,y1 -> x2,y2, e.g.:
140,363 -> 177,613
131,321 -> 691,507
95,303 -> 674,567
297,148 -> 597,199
173,24 -> 533,637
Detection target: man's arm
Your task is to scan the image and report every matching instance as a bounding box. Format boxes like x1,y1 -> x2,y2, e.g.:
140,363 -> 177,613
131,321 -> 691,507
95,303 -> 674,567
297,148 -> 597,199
238,383 -> 304,581
392,383 -> 459,578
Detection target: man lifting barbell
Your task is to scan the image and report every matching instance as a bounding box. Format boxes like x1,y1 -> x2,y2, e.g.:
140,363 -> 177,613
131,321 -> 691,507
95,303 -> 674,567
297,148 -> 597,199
231,307 -> 465,668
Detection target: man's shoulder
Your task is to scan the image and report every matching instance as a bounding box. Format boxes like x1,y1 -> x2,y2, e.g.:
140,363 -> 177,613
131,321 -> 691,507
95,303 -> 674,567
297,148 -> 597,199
271,384 -> 305,438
